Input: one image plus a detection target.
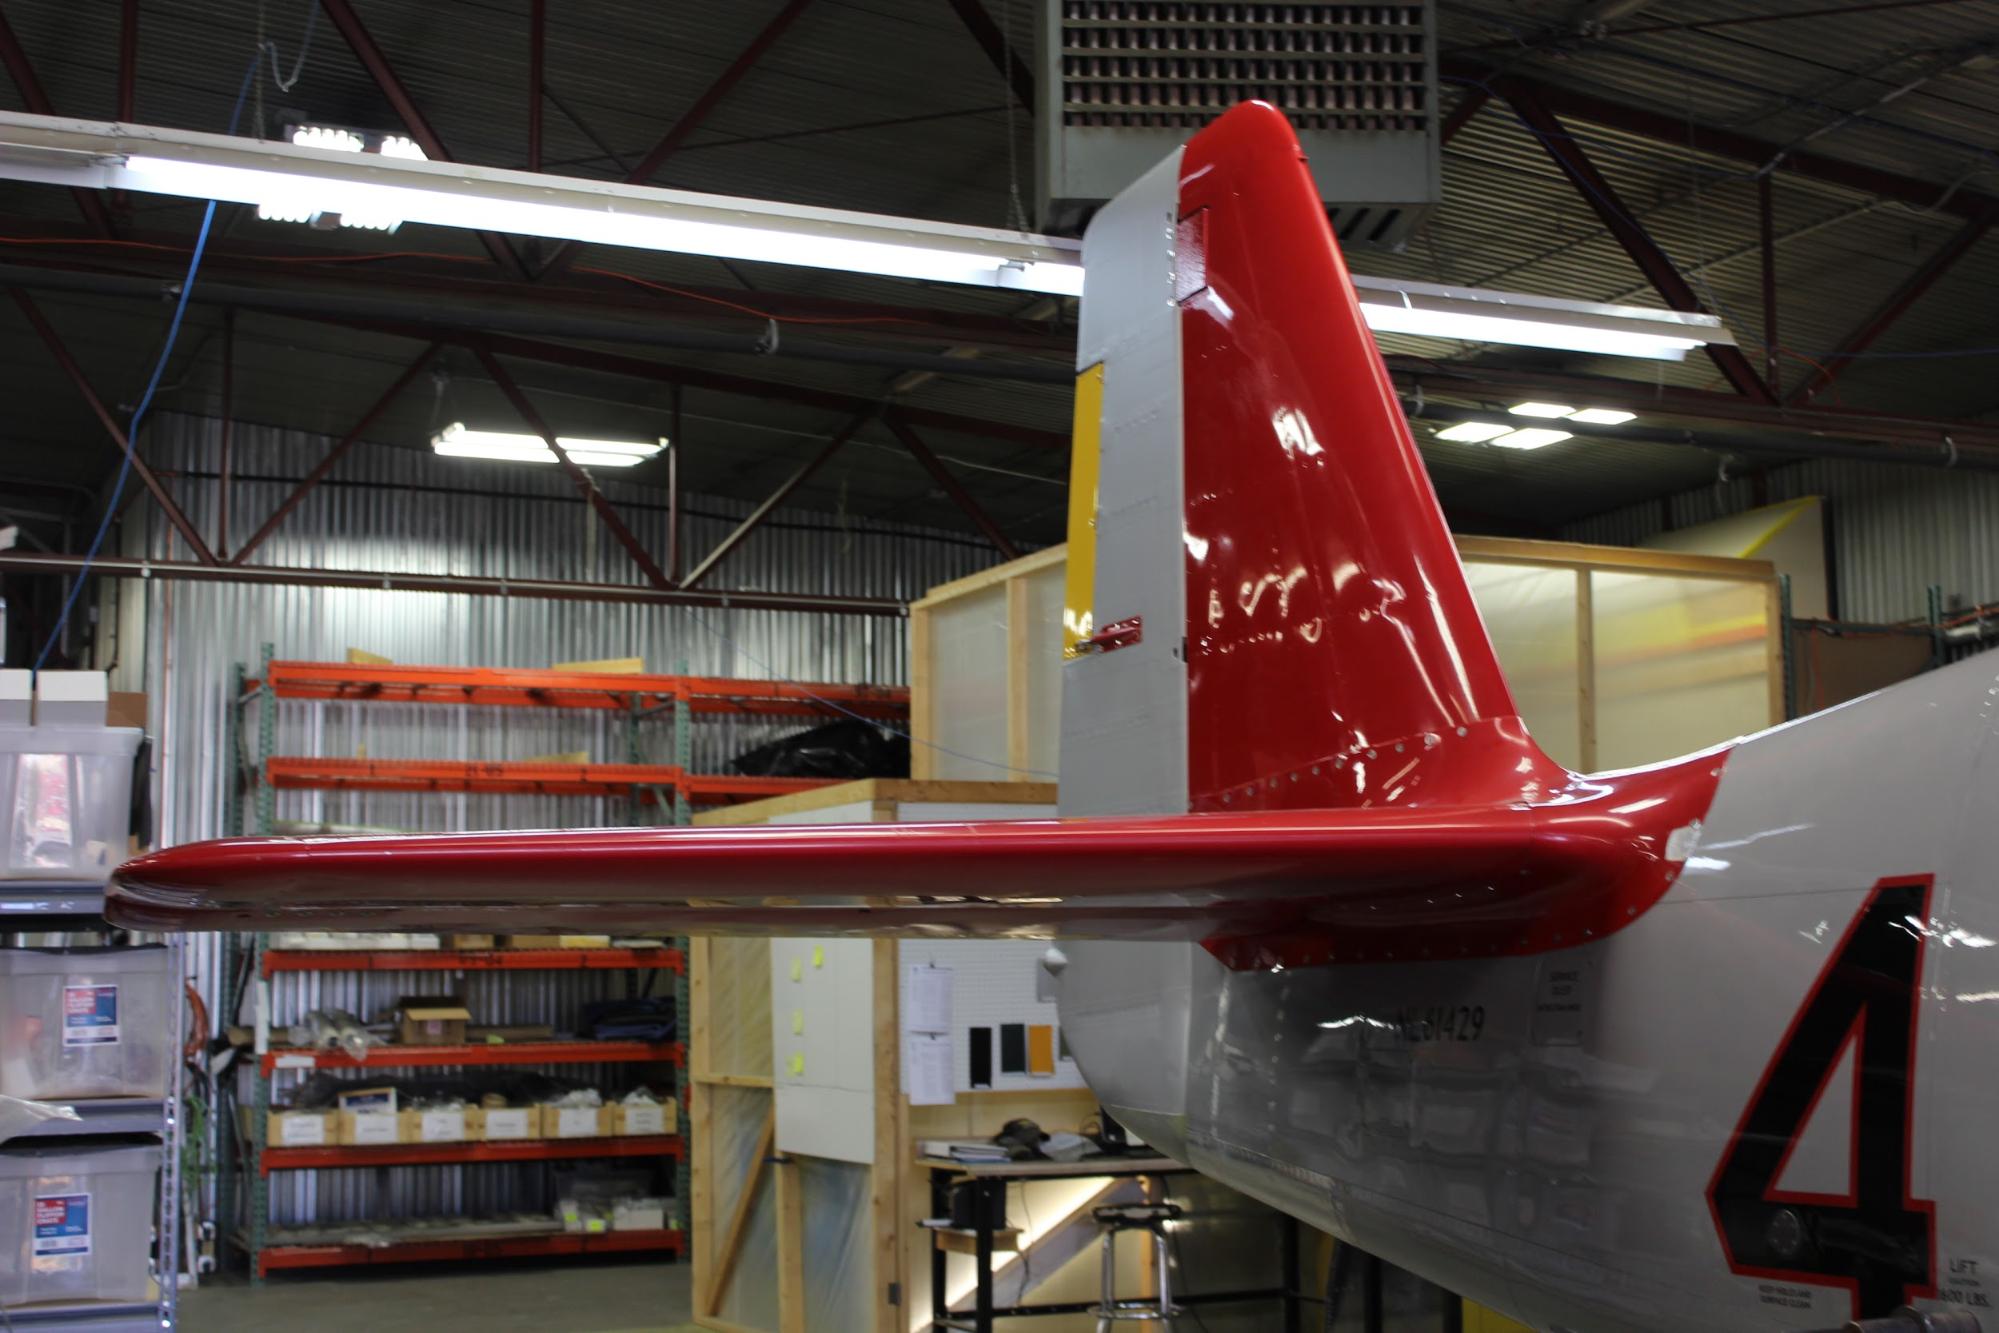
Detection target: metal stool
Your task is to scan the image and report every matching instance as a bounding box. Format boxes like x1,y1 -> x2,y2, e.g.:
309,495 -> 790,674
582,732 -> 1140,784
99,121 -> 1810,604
1090,1201 -> 1184,1330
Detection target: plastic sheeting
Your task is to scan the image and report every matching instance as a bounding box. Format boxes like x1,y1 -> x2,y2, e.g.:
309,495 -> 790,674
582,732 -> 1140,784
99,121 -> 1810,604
1591,572 -> 1772,769
797,1156 -> 873,1332
1464,563 -> 1582,770
709,1084 -> 779,1331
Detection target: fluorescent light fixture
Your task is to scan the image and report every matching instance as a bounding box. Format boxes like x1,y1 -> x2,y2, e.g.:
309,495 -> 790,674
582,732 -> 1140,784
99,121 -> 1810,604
1508,402 -> 1575,418
1351,275 -> 1731,362
290,126 -> 364,154
259,125 -> 430,232
0,112 -> 1087,296
1435,421 -> 1514,443
430,422 -> 664,468
0,113 -> 1743,341
1569,407 -> 1637,425
1490,427 -> 1571,450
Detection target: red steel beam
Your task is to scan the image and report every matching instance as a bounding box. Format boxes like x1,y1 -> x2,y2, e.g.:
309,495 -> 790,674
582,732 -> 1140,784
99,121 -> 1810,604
232,345 -> 440,562
1496,82 -> 1778,404
946,0 -> 1036,108
681,409 -> 872,589
884,413 -> 1020,559
406,324 -> 1067,451
471,343 -> 673,591
1448,60 -> 1999,223
1440,88 -> 1488,146
1759,176 -> 1779,393
316,0 -> 528,280
8,288 -> 217,563
1789,214 -> 1993,405
537,0 -> 818,277
0,220 -> 1070,351
1381,354 -> 1999,454
0,551 -> 904,615
667,384 -> 683,583
527,0 -> 544,173
218,306 -> 233,558
0,6 -> 115,236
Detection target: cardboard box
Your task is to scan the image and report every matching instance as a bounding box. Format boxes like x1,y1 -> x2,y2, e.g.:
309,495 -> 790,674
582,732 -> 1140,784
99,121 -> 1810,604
341,1109 -> 402,1146
473,1107 -> 539,1141
268,1110 -> 340,1148
445,934 -> 496,951
502,935 -> 612,950
400,1107 -> 470,1144
395,995 -> 471,1046
611,1100 -> 677,1137
612,1198 -> 668,1232
540,1105 -> 612,1139
106,691 -> 148,731
335,1086 -> 397,1113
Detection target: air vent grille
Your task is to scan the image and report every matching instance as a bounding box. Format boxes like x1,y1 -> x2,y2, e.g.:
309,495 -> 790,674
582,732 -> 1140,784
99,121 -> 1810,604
1059,2 -> 1429,132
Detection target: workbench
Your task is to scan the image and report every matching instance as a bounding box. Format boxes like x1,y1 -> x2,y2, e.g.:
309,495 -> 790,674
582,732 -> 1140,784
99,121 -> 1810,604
919,1153 -> 1305,1332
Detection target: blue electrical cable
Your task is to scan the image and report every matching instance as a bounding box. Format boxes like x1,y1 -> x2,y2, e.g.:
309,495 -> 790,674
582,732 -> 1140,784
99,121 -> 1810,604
32,53 -> 264,675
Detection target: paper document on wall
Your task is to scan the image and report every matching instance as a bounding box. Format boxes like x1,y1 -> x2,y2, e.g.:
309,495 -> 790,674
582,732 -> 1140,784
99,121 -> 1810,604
905,964 -> 953,1034
906,1032 -> 955,1106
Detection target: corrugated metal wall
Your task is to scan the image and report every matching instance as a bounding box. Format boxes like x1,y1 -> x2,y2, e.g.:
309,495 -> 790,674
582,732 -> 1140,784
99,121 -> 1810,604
107,411 -> 995,1232
1562,458 -> 1999,624
118,412 -> 991,843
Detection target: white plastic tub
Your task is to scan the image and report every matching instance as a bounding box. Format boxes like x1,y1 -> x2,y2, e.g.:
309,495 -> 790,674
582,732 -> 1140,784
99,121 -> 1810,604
0,725 -> 142,882
0,947 -> 171,1100
0,1142 -> 158,1306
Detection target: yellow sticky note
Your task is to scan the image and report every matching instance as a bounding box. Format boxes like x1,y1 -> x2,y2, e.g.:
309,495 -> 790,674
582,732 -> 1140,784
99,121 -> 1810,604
787,1052 -> 805,1077
812,946 -> 825,969
792,1009 -> 804,1035
790,958 -> 802,982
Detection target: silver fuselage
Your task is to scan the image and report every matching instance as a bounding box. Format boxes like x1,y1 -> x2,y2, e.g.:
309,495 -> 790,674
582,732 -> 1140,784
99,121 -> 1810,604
1061,656 -> 1999,1331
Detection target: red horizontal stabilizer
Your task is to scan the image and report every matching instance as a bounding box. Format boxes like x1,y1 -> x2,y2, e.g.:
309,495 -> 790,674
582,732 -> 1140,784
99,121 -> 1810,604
108,753 -> 1723,965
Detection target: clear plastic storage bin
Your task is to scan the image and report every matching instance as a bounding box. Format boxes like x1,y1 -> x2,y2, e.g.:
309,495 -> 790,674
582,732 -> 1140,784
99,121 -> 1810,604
0,947 -> 170,1100
0,1142 -> 158,1306
0,725 -> 142,881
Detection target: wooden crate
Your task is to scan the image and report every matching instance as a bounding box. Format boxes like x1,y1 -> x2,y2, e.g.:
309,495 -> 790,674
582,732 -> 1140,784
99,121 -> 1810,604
689,780 -> 1058,1333
909,536 -> 1780,777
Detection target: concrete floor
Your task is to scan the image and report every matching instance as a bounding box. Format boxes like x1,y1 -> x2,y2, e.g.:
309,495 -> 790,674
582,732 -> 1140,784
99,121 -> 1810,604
179,1257 -> 698,1332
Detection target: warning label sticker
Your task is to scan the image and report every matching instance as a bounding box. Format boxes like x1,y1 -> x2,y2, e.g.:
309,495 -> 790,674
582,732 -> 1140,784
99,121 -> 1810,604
32,1193 -> 90,1260
62,984 -> 118,1048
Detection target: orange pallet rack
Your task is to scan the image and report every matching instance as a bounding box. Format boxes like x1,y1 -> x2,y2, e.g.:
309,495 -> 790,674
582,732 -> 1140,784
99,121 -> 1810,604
262,946 -> 685,975
258,659 -> 909,719
255,1228 -> 686,1276
260,1134 -> 685,1174
260,1040 -> 683,1077
263,757 -> 824,804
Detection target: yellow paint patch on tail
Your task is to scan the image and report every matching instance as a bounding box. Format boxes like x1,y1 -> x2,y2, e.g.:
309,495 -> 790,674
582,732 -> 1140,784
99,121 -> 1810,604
1062,362 -> 1105,660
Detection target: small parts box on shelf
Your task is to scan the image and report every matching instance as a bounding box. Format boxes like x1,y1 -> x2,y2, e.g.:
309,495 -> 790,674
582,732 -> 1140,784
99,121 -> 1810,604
0,946 -> 172,1100
394,996 -> 471,1046
0,1142 -> 161,1305
540,1106 -> 613,1140
477,1107 -> 538,1141
275,1106 -> 563,1145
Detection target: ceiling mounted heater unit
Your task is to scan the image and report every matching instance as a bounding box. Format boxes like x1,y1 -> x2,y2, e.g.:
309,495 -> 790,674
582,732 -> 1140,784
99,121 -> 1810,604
1037,0 -> 1439,248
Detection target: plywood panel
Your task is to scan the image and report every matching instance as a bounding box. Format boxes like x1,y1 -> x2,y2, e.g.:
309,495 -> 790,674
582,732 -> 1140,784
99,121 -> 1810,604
705,936 -> 773,1081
